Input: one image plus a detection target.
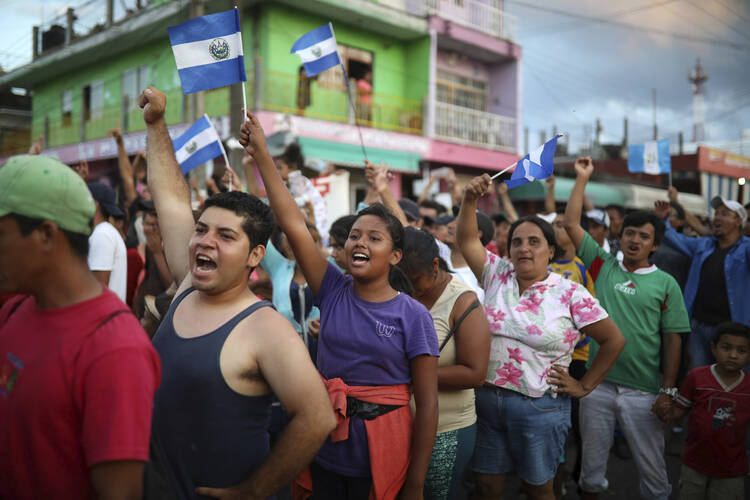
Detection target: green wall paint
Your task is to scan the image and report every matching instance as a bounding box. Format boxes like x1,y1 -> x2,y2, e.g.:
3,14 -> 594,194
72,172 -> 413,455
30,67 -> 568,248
28,2 -> 430,148
259,4 -> 428,133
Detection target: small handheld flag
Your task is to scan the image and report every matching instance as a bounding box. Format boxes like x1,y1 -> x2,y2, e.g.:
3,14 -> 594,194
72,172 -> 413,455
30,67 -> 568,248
168,9 -> 246,94
496,135 -> 560,189
173,115 -> 227,174
291,23 -> 342,77
628,139 -> 671,175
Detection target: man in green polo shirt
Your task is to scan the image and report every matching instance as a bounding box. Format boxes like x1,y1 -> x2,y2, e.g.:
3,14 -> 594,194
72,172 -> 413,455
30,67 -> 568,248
563,157 -> 690,500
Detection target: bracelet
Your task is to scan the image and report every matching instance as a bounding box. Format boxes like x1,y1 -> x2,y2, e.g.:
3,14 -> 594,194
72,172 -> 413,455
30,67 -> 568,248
659,387 -> 678,399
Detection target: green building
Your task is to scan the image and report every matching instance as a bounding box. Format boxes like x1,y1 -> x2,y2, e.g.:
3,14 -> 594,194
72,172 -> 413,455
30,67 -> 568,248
0,0 -> 522,211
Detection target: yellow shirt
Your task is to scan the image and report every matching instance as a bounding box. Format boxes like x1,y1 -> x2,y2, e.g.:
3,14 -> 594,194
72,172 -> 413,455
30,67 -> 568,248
550,257 -> 596,362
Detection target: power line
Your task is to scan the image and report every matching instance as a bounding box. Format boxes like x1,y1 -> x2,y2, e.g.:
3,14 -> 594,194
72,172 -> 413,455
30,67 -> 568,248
520,0 -> 677,39
684,0 -> 750,42
664,2 -> 726,39
711,0 -> 750,27
505,0 -> 750,50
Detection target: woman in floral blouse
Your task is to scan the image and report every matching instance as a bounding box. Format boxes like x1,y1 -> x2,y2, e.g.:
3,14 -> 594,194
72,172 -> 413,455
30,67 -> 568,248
456,174 -> 625,500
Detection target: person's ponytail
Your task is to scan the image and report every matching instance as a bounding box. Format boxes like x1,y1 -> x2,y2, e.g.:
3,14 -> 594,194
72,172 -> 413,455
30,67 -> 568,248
388,265 -> 414,296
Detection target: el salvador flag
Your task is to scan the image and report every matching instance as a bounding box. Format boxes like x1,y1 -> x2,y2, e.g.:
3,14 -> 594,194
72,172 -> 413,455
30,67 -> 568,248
168,9 -> 246,94
506,135 -> 560,189
291,23 -> 342,77
628,139 -> 671,175
173,115 -> 224,174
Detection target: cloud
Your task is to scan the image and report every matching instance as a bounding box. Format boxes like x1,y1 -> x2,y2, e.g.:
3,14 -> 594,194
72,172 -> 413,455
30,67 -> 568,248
511,0 -> 750,152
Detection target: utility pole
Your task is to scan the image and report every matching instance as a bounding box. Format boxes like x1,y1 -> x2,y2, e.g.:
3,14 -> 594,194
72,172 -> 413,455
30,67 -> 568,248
523,127 -> 529,153
106,0 -> 113,28
652,88 -> 658,140
65,8 -> 74,46
688,58 -> 708,142
595,117 -> 601,145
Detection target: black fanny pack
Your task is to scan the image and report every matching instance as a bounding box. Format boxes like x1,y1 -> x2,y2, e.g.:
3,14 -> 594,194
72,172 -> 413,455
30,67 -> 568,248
345,396 -> 403,420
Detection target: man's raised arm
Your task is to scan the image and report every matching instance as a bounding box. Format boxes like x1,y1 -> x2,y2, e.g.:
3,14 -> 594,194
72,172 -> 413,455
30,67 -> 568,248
140,87 -> 195,284
563,157 -> 594,253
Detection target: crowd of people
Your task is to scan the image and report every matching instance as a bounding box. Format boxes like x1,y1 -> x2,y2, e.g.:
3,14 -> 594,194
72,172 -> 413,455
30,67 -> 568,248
1,85 -> 750,500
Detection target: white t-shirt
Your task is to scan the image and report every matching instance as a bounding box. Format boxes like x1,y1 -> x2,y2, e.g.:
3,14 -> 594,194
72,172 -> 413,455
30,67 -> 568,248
437,238 -> 485,301
88,221 -> 128,302
452,265 -> 485,303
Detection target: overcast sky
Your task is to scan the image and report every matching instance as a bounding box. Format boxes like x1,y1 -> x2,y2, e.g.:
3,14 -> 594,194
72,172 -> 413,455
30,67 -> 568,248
506,0 -> 750,153
3,0 -> 749,155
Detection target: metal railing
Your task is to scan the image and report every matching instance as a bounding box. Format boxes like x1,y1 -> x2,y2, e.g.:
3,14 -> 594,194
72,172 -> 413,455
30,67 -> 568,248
31,86 -> 191,149
434,101 -> 515,150
423,0 -> 517,40
261,70 -> 423,135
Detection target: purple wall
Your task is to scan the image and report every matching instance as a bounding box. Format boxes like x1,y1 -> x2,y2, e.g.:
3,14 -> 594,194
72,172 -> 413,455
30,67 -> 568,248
436,50 -> 490,81
489,59 -> 519,119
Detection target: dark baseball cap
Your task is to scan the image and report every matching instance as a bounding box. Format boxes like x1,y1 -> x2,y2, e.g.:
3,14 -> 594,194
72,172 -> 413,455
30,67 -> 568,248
87,182 -> 125,218
398,198 -> 420,222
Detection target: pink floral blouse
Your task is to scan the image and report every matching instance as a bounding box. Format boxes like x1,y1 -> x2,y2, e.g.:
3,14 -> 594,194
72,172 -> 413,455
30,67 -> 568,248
482,251 -> 608,397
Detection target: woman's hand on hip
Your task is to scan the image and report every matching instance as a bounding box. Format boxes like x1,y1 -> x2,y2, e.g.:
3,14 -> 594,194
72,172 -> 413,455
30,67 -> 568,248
547,365 -> 591,398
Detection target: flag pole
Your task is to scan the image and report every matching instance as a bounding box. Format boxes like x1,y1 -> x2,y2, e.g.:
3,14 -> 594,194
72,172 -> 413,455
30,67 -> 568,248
490,162 -> 517,181
234,7 -> 248,124
328,22 -> 368,162
241,82 -> 247,124
207,113 -> 235,192
341,67 -> 368,162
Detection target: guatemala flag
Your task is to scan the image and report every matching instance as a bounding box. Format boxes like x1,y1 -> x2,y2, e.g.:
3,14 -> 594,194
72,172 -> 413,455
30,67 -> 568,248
173,115 -> 224,174
168,9 -> 246,94
291,23 -> 342,77
628,139 -> 671,174
506,135 -> 560,189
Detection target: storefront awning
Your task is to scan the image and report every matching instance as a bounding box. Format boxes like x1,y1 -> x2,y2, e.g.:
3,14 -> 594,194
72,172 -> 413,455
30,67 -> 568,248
508,177 -> 626,206
298,137 -> 421,174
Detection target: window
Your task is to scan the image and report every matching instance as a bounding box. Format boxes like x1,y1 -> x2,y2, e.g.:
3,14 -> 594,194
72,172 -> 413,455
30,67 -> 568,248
83,80 -> 103,121
122,66 -> 151,110
436,70 -> 488,111
315,45 -> 373,92
62,89 -> 73,126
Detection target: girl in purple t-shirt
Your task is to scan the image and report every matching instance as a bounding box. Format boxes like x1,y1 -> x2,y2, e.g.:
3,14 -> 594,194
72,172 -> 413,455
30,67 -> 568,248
241,112 -> 439,500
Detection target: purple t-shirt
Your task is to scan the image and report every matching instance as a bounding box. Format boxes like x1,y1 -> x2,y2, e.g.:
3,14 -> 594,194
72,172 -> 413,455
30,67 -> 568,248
313,263 -> 439,477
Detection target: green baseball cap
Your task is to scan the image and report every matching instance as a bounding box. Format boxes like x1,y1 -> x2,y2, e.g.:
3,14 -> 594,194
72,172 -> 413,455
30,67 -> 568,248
0,155 -> 95,235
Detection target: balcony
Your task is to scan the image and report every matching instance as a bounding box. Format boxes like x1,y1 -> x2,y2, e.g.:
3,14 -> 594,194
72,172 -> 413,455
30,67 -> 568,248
434,101 -> 515,151
261,70 -> 423,135
423,0 -> 517,40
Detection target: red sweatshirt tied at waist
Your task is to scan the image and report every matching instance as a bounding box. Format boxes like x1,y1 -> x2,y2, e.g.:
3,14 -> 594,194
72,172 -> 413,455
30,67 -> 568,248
293,377 -> 413,500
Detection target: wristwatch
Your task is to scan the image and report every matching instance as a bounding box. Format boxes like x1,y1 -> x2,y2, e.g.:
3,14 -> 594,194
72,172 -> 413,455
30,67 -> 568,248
659,387 -> 678,398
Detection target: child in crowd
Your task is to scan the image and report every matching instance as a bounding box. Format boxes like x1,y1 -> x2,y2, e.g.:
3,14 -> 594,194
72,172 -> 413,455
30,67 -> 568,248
671,322 -> 750,500
239,111 -> 439,500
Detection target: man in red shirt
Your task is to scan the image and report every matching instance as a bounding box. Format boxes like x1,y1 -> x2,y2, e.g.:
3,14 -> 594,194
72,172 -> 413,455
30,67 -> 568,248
0,155 -> 161,499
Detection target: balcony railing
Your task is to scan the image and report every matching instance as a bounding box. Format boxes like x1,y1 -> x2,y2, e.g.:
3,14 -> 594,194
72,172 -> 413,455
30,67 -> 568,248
261,70 -> 423,135
434,101 -> 515,151
423,0 -> 517,40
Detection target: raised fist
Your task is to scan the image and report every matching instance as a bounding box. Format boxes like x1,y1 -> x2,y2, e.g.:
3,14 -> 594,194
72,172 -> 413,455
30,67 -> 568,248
139,87 -> 167,125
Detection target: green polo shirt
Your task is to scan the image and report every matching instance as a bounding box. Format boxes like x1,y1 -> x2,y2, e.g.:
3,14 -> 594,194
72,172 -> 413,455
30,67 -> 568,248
579,233 -> 690,393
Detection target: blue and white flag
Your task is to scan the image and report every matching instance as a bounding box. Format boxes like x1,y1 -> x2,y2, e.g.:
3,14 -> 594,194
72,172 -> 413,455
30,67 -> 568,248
168,9 -> 246,94
173,115 -> 224,174
628,139 -> 671,174
291,23 -> 342,77
506,135 -> 560,189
